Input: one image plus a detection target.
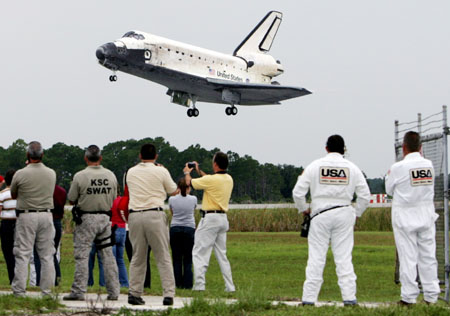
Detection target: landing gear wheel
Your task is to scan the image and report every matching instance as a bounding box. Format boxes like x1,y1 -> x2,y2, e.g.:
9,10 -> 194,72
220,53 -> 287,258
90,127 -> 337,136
109,75 -> 117,82
225,107 -> 232,116
193,108 -> 199,117
187,108 -> 193,117
231,107 -> 238,115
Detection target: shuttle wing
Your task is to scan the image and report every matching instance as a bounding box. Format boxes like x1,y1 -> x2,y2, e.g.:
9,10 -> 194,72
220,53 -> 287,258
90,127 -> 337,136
205,78 -> 311,105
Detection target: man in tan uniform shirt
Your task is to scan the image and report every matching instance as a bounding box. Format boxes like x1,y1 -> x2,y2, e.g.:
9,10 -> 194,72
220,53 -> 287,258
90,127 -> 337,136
126,143 -> 177,306
63,145 -> 120,301
10,141 -> 56,297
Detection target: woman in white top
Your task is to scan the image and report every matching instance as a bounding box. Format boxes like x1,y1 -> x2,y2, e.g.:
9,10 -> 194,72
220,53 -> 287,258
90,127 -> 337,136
0,169 -> 17,284
169,178 -> 197,289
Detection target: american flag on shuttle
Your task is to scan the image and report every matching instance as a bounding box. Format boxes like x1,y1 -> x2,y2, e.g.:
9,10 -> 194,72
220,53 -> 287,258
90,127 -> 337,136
209,68 -> 216,76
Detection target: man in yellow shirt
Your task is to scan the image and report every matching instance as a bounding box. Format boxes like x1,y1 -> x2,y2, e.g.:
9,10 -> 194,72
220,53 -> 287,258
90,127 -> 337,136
184,152 -> 235,292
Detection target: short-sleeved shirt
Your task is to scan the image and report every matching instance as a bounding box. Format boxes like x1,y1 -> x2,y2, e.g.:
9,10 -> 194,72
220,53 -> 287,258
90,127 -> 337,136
191,173 -> 233,211
111,196 -> 126,228
127,162 -> 177,210
0,188 -> 17,219
68,165 -> 118,212
10,162 -> 56,210
169,194 -> 197,228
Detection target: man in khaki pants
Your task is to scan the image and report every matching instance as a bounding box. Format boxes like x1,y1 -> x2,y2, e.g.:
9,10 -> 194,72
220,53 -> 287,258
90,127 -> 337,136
126,144 -> 177,306
184,151 -> 235,292
10,141 -> 56,297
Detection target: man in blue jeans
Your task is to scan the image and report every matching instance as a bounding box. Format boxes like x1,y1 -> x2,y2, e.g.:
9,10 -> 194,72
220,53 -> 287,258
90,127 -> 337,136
112,227 -> 128,287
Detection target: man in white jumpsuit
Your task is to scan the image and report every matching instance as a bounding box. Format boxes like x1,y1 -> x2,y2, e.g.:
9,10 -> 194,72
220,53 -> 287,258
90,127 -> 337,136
385,131 -> 440,305
293,135 -> 370,306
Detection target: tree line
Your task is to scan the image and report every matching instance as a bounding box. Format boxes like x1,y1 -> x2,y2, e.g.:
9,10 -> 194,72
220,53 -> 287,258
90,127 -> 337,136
0,138 -> 384,203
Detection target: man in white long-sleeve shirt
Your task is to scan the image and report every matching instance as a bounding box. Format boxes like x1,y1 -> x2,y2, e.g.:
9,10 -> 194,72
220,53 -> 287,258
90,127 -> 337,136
385,131 -> 440,306
292,135 -> 370,306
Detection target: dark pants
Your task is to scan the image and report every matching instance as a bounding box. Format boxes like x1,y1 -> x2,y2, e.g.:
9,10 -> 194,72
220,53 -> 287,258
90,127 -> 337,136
0,219 -> 16,284
88,242 -> 105,287
34,218 -> 62,286
170,226 -> 195,289
125,230 -> 151,288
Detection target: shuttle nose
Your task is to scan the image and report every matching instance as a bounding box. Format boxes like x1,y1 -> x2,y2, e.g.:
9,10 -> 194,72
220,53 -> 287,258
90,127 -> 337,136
96,46 -> 105,61
95,42 -> 116,61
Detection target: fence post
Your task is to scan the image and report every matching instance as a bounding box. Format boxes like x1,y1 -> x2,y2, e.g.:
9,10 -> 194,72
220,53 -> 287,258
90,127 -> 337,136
443,105 -> 449,302
418,113 -> 422,136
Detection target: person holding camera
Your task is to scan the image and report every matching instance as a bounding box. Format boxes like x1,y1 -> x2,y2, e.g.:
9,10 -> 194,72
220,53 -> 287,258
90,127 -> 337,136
292,135 -> 370,306
63,145 -> 120,301
169,178 -> 197,289
126,143 -> 177,306
184,152 -> 235,292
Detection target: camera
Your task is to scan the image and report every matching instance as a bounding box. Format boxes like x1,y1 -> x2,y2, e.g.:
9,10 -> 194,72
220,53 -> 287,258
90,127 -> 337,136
300,213 -> 311,238
187,162 -> 196,169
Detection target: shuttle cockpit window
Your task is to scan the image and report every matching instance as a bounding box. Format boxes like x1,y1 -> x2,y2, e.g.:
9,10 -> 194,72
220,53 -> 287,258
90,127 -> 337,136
122,31 -> 145,40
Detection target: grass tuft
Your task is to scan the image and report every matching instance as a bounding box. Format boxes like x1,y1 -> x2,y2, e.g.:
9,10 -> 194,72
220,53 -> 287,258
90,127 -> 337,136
0,294 -> 62,315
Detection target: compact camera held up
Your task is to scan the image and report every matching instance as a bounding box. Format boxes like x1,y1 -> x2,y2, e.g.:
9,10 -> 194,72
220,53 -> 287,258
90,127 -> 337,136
187,162 -> 196,169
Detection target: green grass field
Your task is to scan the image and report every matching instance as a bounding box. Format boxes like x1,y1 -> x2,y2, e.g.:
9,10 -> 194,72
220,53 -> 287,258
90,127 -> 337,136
0,231 -> 448,315
0,231 -> 400,302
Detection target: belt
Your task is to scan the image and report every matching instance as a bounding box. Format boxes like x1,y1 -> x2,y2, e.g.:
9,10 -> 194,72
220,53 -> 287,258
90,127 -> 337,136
129,207 -> 163,213
16,209 -> 51,215
200,210 -> 226,217
311,205 -> 349,220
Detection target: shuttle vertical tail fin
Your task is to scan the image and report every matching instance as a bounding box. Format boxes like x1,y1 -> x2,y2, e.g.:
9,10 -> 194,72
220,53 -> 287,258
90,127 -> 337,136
233,11 -> 283,56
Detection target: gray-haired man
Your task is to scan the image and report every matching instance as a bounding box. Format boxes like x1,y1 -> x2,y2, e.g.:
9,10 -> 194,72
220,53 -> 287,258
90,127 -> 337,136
63,145 -> 120,301
10,141 -> 56,297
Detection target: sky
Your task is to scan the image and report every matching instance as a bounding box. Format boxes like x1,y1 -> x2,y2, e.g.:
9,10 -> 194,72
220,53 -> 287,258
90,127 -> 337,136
1,1 -> 449,178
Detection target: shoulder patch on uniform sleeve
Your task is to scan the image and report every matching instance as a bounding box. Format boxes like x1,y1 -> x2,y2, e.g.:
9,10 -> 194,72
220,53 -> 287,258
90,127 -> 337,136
409,168 -> 433,186
319,167 -> 350,185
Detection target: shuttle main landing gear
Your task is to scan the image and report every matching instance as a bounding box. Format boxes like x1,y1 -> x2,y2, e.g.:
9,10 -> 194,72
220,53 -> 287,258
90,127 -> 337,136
187,108 -> 199,117
225,106 -> 238,116
187,97 -> 199,117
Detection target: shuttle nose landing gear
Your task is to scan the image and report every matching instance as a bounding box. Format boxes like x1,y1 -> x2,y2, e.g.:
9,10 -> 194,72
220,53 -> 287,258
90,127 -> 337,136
225,106 -> 238,116
187,108 -> 199,117
109,72 -> 117,82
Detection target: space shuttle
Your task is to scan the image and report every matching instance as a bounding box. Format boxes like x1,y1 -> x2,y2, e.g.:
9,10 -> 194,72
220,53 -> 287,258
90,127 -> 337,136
96,11 -> 311,117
